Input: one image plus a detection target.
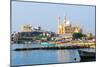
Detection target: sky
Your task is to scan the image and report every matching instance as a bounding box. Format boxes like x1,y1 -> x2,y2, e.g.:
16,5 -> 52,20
12,1 -> 95,35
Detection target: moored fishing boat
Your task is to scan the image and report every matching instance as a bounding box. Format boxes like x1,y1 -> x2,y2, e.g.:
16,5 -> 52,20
78,49 -> 96,62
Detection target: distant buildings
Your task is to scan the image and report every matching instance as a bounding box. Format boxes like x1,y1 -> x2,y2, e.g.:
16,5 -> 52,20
11,24 -> 57,43
21,24 -> 33,32
21,24 -> 43,32
11,16 -> 94,43
57,16 -> 82,34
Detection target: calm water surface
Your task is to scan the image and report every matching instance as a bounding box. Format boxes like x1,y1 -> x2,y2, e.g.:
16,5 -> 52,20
11,44 -> 81,66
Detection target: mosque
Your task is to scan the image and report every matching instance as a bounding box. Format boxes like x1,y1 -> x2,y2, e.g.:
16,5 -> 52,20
57,16 -> 82,35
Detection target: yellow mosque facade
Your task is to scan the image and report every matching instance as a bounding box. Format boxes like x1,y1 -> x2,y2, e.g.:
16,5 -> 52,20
57,16 -> 81,34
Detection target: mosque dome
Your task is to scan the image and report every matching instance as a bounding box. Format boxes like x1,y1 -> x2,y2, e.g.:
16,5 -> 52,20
66,20 -> 70,26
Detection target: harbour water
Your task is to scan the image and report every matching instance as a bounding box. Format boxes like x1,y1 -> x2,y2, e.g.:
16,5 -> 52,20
11,44 -> 92,66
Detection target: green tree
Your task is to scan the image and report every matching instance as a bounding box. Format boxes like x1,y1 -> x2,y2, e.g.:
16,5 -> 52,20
72,32 -> 83,40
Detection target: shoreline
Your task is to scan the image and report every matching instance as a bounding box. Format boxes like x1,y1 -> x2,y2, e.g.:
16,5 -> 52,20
13,46 -> 94,51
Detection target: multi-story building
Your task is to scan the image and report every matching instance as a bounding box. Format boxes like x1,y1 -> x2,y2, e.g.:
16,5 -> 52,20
21,24 -> 33,32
